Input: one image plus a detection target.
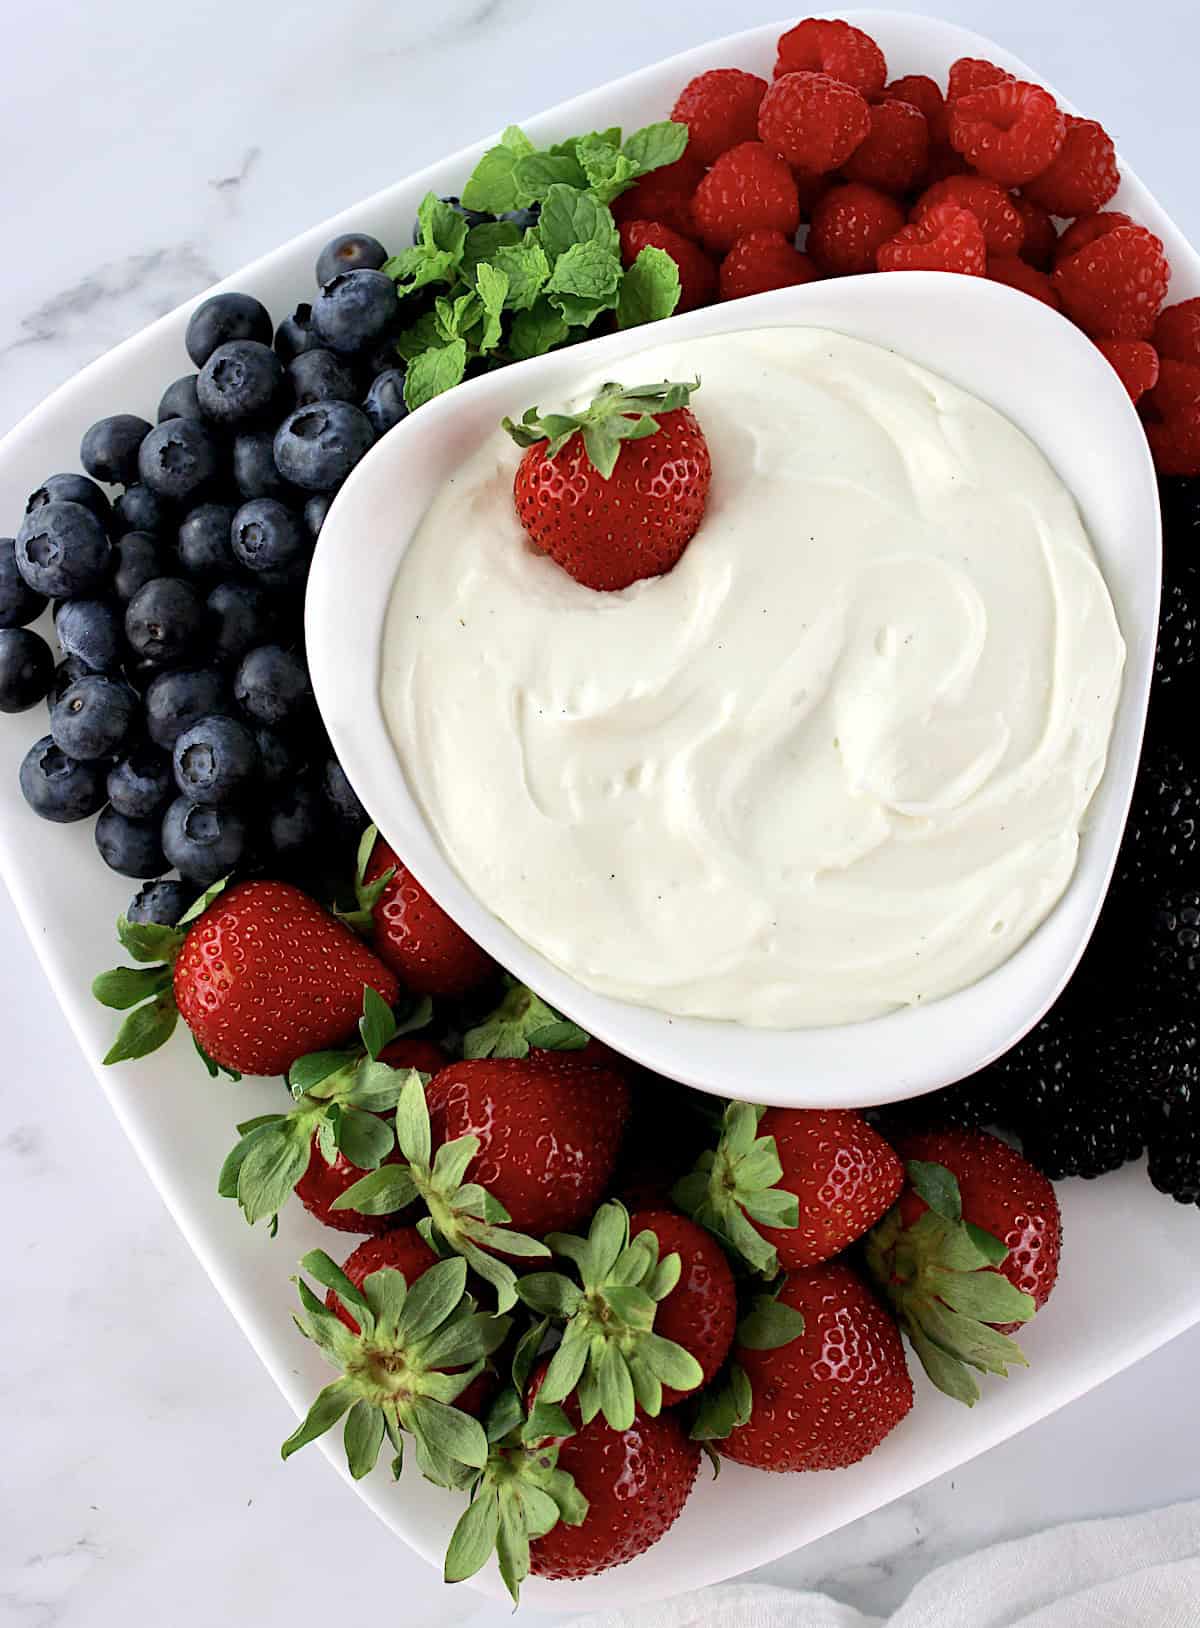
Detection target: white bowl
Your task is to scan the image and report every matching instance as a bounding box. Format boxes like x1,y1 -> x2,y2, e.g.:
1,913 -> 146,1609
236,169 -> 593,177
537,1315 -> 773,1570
309,275 -> 1158,1111
0,10 -> 1196,1615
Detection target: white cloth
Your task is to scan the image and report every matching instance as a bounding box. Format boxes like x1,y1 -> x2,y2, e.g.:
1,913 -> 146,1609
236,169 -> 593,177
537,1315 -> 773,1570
572,1501 -> 1200,1628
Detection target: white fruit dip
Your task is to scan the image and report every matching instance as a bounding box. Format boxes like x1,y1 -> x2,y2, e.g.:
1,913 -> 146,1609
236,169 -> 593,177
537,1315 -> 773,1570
381,327 -> 1125,1028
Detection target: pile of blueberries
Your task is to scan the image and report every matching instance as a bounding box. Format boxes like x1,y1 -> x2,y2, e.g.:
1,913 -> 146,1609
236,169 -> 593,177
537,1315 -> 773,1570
4,230 -> 420,927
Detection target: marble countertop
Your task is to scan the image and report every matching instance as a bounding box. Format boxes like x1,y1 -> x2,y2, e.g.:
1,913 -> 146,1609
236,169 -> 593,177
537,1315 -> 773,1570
3,1 -> 1199,1622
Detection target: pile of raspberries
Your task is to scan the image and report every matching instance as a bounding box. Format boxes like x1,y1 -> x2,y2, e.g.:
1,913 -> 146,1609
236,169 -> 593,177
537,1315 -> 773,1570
611,17 -> 1199,477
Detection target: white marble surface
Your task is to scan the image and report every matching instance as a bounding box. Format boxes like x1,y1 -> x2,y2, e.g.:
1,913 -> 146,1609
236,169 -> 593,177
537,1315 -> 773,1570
2,1 -> 1200,1623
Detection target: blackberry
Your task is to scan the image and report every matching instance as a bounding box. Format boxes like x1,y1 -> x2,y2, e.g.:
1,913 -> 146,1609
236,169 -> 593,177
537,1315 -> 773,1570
1151,577 -> 1199,701
1146,1068 -> 1200,1207
880,1064 -> 1014,1137
1114,740 -> 1200,890
1144,888 -> 1200,1006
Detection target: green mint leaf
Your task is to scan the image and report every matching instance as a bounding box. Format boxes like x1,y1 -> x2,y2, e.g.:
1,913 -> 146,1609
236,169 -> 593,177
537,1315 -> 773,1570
383,244 -> 459,293
536,186 -> 618,265
92,965 -> 172,1011
460,125 -> 535,213
623,120 -> 689,176
501,124 -> 537,154
418,192 -> 470,256
907,1159 -> 963,1222
102,992 -> 177,1066
404,340 -> 467,411
737,1295 -> 807,1351
617,246 -> 681,330
576,134 -> 641,204
492,241 -> 551,311
548,288 -> 618,329
514,152 -> 588,203
545,238 -> 621,304
394,309 -> 444,363
359,985 -> 398,1060
475,262 -> 509,353
462,220 -> 523,280
508,298 -> 570,361
115,915 -> 182,964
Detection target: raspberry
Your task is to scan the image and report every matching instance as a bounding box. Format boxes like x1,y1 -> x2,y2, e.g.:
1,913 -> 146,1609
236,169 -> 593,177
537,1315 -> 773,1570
718,229 -> 819,301
670,69 -> 769,166
793,169 -> 831,220
885,75 -> 948,145
924,145 -> 970,184
986,254 -> 1061,308
1012,195 -> 1058,270
1052,223 -> 1171,338
773,18 -> 887,99
611,153 -> 706,240
877,203 -> 986,276
949,81 -> 1066,186
1143,361 -> 1200,477
1054,210 -> 1134,267
692,142 -> 800,254
1022,116 -> 1120,217
1147,358 -> 1200,418
1155,299 -> 1200,364
841,99 -> 929,195
946,56 -> 1013,102
618,220 -> 717,312
1094,338 -> 1160,403
913,175 -> 1024,256
807,183 -> 906,277
758,72 -> 870,175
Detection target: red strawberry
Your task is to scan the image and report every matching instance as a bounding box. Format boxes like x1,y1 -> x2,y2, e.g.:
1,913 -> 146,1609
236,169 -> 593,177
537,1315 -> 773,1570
949,81 -> 1066,187
877,202 -> 986,276
1022,115 -> 1120,218
715,1262 -> 913,1471
758,71 -> 871,176
618,219 -> 717,312
808,182 -> 906,277
841,98 -> 929,194
174,880 -> 398,1076
426,1055 -> 631,1238
885,73 -> 948,146
774,17 -> 887,99
913,175 -> 1025,257
611,152 -> 706,239
295,1037 -> 445,1233
282,1243 -> 508,1485
986,254 -> 1062,309
359,836 -> 493,996
670,68 -> 768,165
692,141 -> 800,253
1053,209 -> 1135,268
865,1130 -> 1056,1402
719,229 -> 819,300
506,378 -> 712,592
630,1209 -> 737,1400
1154,297 -> 1200,364
1052,222 -> 1171,338
674,1102 -> 903,1276
946,56 -> 1012,102
1095,337 -> 1160,403
1012,193 -> 1058,270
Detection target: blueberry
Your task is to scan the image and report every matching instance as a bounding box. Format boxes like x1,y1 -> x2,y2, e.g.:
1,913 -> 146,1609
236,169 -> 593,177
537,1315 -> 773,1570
315,232 -> 388,287
273,401 -> 374,492
267,781 -> 326,862
50,675 -> 138,760
19,735 -> 107,823
54,598 -> 123,671
206,580 -> 278,666
15,502 -> 110,599
162,796 -> 248,884
230,498 -> 307,580
108,746 -> 174,819
0,629 -> 54,712
363,368 -> 409,436
185,291 -> 272,368
288,348 -> 358,406
47,655 -> 92,710
197,340 -> 285,428
173,713 -> 259,805
26,473 -> 112,529
412,197 -> 491,242
128,878 -> 195,926
145,666 -> 229,749
362,335 -> 404,377
233,432 -> 289,503
0,538 -> 47,628
81,415 -> 152,486
124,577 -> 205,665
112,532 -> 167,603
303,493 -> 334,540
311,270 -> 398,355
234,644 -> 310,727
95,806 -> 167,878
137,419 -> 222,505
254,725 -> 295,788
113,483 -> 170,538
177,503 -> 237,581
322,756 -> 368,832
498,205 -> 540,230
158,374 -> 202,422
274,303 -> 320,364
